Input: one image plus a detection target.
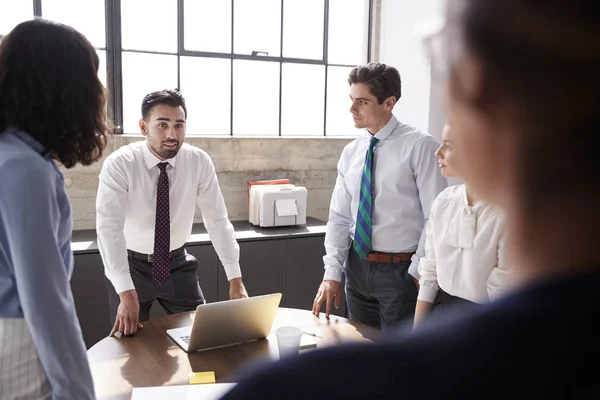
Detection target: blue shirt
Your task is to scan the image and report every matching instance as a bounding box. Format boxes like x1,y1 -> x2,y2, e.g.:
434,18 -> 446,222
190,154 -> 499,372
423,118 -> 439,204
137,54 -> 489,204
323,115 -> 448,281
0,128 -> 95,399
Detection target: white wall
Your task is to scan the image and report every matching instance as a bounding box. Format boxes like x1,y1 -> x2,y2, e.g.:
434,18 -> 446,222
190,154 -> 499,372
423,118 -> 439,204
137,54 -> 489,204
378,1 -> 461,186
378,0 -> 445,139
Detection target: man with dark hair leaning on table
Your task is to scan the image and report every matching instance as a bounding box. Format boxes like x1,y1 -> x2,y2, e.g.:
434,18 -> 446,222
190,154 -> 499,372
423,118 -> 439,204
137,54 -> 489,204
96,89 -> 248,337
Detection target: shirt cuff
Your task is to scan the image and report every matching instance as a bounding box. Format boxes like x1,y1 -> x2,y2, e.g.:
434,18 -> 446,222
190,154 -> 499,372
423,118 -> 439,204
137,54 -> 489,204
408,259 -> 420,280
223,263 -> 242,281
111,273 -> 135,295
323,266 -> 343,282
417,285 -> 439,303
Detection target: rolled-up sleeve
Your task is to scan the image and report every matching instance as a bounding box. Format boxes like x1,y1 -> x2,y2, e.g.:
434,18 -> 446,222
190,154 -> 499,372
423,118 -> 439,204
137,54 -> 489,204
487,229 -> 512,301
417,199 -> 440,303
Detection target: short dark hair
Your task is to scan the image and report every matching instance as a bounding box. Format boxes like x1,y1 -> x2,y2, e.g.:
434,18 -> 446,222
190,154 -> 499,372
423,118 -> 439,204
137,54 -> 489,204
348,62 -> 401,104
0,19 -> 108,168
141,89 -> 187,121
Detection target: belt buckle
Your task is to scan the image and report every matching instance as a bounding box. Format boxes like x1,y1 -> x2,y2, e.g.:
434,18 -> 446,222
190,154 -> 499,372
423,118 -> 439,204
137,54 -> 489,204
147,254 -> 153,263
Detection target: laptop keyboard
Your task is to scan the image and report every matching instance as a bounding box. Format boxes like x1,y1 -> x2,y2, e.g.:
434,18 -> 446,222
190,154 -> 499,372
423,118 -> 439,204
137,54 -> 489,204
181,335 -> 190,343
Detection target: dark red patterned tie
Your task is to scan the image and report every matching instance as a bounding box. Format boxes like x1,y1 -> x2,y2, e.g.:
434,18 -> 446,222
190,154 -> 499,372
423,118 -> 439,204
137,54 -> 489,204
153,162 -> 170,284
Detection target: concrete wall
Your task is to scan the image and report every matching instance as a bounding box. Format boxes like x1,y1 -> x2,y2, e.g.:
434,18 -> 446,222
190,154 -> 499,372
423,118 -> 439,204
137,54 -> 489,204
62,135 -> 352,230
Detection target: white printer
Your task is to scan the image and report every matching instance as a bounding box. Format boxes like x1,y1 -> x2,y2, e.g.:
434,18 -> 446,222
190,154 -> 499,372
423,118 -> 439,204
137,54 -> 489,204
249,184 -> 307,227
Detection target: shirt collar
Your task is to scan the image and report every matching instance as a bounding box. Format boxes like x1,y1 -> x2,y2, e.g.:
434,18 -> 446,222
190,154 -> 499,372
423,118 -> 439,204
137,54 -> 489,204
462,184 -> 484,210
368,114 -> 399,141
10,128 -> 47,156
142,141 -> 177,170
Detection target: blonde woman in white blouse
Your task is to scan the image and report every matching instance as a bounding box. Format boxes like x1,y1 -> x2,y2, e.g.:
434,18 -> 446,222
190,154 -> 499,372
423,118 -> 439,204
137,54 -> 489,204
413,125 -> 512,328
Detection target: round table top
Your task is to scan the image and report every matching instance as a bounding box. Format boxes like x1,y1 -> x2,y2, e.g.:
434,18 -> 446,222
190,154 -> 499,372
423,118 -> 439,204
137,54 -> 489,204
87,307 -> 379,400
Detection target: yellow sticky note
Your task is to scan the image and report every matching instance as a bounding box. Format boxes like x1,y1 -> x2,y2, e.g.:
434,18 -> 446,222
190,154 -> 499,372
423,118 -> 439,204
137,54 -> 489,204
188,371 -> 216,385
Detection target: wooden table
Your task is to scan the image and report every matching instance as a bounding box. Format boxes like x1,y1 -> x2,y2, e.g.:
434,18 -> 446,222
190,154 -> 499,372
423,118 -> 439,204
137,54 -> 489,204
87,307 -> 380,400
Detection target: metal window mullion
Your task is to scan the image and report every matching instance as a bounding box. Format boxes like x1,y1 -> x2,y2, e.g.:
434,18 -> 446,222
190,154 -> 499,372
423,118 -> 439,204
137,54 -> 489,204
177,56 -> 181,91
177,0 -> 184,90
179,50 -> 326,65
106,0 -> 123,134
33,0 -> 41,17
323,0 -> 330,136
121,48 -> 178,56
323,65 -> 329,137
327,62 -> 359,68
278,0 -> 284,136
230,0 -> 235,136
367,0 -> 373,62
323,0 -> 329,63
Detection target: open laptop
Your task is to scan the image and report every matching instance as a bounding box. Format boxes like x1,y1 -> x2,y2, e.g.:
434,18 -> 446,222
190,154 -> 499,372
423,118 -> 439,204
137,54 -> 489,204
167,293 -> 282,352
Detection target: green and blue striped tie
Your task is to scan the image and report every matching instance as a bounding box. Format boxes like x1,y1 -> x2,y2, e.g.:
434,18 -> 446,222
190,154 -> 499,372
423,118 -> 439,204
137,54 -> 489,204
353,136 -> 379,259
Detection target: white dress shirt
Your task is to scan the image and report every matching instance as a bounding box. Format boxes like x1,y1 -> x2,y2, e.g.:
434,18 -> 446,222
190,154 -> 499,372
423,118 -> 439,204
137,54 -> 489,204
417,184 -> 511,304
97,140 -> 241,294
323,115 -> 448,282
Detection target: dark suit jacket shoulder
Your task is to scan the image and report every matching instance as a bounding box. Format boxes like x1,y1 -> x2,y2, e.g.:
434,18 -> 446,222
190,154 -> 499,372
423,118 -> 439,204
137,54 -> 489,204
222,270 -> 600,399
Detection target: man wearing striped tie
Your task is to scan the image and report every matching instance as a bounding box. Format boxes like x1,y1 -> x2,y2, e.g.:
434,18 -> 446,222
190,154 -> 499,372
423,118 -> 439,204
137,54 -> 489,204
312,62 -> 447,331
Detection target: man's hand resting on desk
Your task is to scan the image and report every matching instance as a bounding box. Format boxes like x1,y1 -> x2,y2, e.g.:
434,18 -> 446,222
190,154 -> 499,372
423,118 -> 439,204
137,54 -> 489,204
110,289 -> 143,336
229,278 -> 249,299
312,280 -> 341,318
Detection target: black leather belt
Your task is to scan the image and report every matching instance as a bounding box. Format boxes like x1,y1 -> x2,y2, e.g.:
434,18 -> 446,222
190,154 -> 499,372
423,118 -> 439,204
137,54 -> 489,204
127,246 -> 185,263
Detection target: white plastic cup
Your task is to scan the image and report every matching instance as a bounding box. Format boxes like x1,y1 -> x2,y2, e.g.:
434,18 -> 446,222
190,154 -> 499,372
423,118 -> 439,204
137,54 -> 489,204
276,326 -> 302,357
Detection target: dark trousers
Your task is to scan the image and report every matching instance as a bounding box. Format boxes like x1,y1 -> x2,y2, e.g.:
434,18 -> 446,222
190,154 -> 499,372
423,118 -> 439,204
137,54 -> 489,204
428,288 -> 478,325
105,247 -> 205,324
344,247 -> 418,332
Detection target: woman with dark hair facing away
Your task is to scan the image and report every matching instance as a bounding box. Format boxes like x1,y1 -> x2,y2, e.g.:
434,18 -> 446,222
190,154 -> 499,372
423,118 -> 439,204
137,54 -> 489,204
220,0 -> 600,398
0,19 -> 108,399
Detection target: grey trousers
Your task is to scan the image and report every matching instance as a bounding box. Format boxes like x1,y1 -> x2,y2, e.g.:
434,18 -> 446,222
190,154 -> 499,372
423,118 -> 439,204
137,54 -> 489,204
105,247 -> 205,324
344,247 -> 418,332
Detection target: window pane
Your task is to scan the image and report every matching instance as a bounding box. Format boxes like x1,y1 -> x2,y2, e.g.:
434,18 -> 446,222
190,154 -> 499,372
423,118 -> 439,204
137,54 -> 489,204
282,0 -> 324,60
180,57 -> 231,135
281,63 -> 324,136
0,0 -> 33,35
328,0 -> 367,65
326,66 -> 356,136
43,0 -> 106,47
122,52 -> 177,134
234,0 -> 280,57
184,0 -> 230,53
96,50 -> 107,89
233,60 -> 279,136
121,0 -> 177,53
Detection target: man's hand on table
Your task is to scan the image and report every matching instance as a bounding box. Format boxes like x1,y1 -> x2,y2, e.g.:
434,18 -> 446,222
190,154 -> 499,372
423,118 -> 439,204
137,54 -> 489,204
110,289 -> 143,336
229,278 -> 249,300
312,280 -> 341,318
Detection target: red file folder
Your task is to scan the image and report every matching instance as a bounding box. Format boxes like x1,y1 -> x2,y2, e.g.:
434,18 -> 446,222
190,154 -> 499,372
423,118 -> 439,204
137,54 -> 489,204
247,179 -> 291,201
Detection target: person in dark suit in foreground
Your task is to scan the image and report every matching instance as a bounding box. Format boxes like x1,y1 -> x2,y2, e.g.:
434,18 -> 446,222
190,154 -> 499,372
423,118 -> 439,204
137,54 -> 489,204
220,0 -> 600,398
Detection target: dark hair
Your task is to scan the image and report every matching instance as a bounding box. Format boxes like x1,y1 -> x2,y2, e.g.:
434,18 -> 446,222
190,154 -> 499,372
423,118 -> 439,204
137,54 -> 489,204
456,0 -> 599,198
141,89 -> 187,121
348,62 -> 401,104
0,19 -> 108,168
